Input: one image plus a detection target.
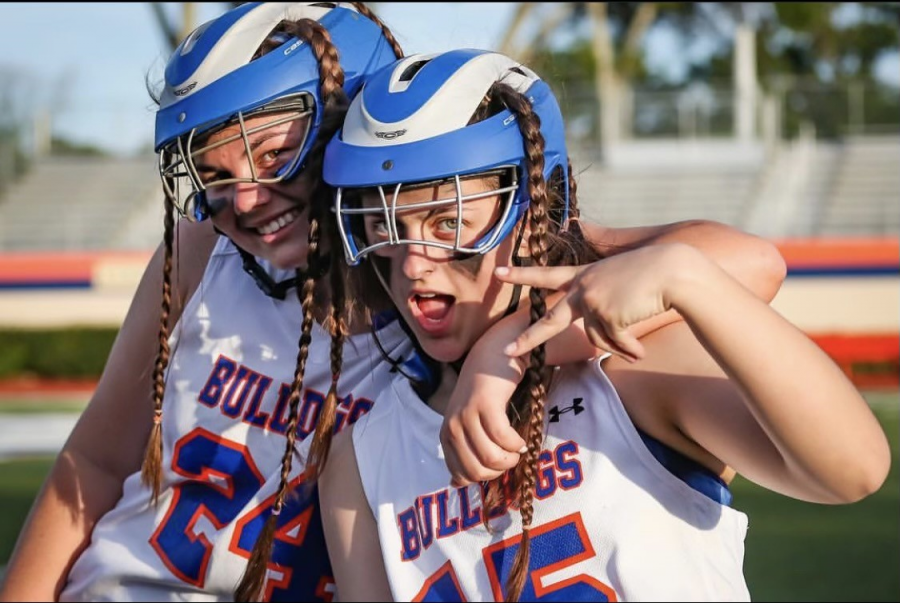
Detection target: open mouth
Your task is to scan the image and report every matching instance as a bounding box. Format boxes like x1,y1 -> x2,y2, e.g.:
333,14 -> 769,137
409,292 -> 456,335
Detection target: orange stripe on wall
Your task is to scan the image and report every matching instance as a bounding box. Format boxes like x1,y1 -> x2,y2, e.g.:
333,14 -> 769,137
1,239 -> 897,278
0,251 -> 151,281
775,238 -> 899,269
810,334 -> 899,390
811,334 -> 899,363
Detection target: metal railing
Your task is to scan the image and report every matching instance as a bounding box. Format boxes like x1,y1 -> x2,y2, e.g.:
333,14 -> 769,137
558,78 -> 900,144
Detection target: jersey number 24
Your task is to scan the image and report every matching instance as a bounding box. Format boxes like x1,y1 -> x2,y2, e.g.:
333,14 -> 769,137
150,428 -> 333,601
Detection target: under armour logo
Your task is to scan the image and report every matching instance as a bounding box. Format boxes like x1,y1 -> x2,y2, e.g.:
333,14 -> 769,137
549,397 -> 585,423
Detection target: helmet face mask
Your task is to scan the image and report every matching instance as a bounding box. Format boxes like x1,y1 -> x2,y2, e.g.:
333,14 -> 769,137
155,2 -> 400,222
324,49 -> 570,266
159,94 -> 314,221
336,167 -> 519,265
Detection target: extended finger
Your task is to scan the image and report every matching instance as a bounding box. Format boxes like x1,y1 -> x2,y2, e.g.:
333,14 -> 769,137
504,294 -> 579,357
493,265 -> 581,292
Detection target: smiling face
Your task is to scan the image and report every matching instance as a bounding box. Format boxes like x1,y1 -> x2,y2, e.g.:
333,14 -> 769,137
361,175 -> 524,362
190,110 -> 315,270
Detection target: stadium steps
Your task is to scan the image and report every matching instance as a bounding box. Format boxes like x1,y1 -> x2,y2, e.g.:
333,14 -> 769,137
0,155 -> 159,250
0,136 -> 896,250
571,152 -> 759,229
818,135 -> 900,237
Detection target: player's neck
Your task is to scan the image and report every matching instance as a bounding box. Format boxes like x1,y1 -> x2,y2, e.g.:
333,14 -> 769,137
425,364 -> 458,416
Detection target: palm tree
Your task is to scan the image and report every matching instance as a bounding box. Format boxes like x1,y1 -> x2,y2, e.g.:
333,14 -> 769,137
497,2 -> 661,152
149,2 -> 240,53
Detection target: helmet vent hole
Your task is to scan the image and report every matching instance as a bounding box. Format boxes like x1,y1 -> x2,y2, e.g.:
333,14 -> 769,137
182,21 -> 213,55
311,2 -> 337,8
399,60 -> 430,83
509,67 -> 527,76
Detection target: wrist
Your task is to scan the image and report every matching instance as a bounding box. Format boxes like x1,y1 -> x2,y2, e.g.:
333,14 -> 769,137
664,243 -> 721,312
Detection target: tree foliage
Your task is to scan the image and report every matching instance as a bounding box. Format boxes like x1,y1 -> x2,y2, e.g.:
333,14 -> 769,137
513,2 -> 898,139
525,2 -> 898,88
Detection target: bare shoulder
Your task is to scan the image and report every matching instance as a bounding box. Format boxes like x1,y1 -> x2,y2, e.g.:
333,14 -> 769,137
318,423 -> 393,601
63,220 -> 219,480
603,322 -> 734,480
171,219 -> 219,308
321,425 -> 358,484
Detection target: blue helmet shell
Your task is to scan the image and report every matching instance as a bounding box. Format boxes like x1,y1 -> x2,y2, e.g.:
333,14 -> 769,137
155,2 -> 398,180
324,49 -> 569,261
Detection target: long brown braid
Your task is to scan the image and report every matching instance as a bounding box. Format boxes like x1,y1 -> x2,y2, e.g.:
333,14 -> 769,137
299,120 -> 348,481
350,2 -> 404,60
445,81 -> 559,600
304,229 -> 347,476
491,83 -> 555,603
234,18 -> 349,603
303,1 -> 404,479
141,181 -> 176,505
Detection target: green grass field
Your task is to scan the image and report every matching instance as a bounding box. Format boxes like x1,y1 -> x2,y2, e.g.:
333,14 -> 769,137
1,392 -> 897,600
0,400 -> 88,414
735,391 -> 899,602
0,458 -> 53,567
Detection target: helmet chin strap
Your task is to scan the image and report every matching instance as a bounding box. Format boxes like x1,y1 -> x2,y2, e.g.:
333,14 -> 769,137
502,215 -> 532,319
237,246 -> 304,300
213,227 -> 324,300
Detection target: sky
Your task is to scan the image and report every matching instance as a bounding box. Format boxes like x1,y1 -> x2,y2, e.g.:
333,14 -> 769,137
0,3 -> 897,156
0,2 -> 520,156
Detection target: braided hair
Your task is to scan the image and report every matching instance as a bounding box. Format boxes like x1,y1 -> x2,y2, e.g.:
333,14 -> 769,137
233,12 -> 403,602
142,3 -> 402,600
458,82 -> 601,602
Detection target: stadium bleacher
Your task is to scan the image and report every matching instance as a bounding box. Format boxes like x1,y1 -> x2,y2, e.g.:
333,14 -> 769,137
0,135 -> 896,252
0,155 -> 160,251
570,135 -> 898,239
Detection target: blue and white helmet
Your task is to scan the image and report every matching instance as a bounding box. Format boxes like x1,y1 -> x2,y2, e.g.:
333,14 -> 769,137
323,48 -> 569,265
155,2 -> 398,221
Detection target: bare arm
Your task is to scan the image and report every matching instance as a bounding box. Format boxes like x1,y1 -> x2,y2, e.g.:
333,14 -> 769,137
542,219 -> 786,361
441,219 -> 787,484
576,219 -> 786,338
579,219 -> 786,303
632,244 -> 888,503
508,243 -> 889,504
0,220 -> 216,601
616,323 -> 888,503
319,428 -> 394,602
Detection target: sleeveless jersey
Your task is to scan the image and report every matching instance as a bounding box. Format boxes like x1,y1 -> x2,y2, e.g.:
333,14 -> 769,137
352,359 -> 750,602
61,236 -> 413,602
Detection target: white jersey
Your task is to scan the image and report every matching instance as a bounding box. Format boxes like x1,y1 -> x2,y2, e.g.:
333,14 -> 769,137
61,236 -> 413,602
353,359 -> 750,602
